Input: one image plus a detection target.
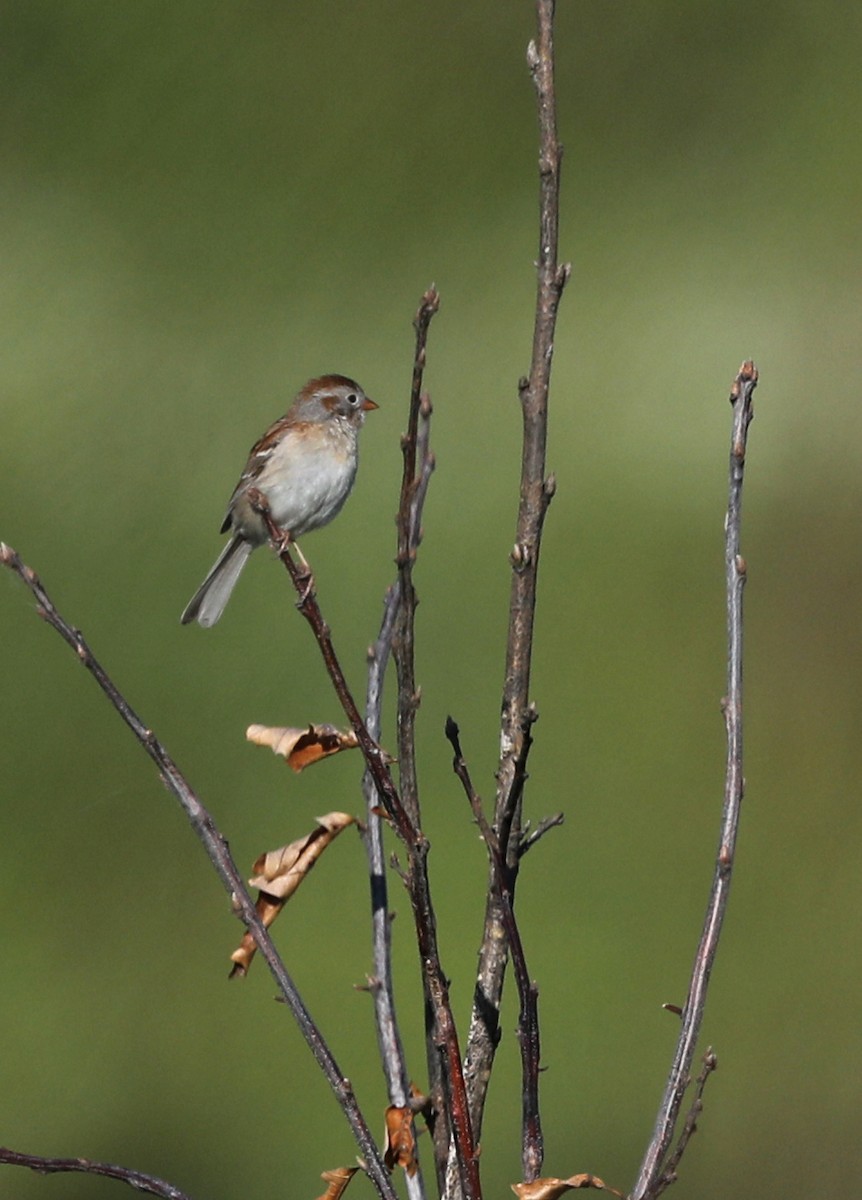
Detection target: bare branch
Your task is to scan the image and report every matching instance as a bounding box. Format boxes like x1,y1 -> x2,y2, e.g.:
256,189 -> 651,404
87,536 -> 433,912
465,0 -> 569,1141
630,361 -> 758,1200
390,289 -> 452,1192
395,285 -> 440,828
362,584 -> 412,1108
519,812 -> 565,857
403,305 -> 458,1196
360,300 -> 438,1200
0,543 -> 398,1200
251,500 -> 417,848
446,718 -> 544,1182
0,1146 -> 193,1200
651,1049 -> 719,1198
254,295 -> 482,1200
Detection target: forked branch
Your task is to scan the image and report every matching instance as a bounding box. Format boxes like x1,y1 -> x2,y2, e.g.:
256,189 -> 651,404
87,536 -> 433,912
446,718 -> 544,1182
0,543 -> 398,1200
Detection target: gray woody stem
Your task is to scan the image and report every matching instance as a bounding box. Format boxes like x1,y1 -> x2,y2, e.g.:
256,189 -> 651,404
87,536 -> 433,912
463,0 -> 570,1143
630,361 -> 758,1200
361,329 -> 437,1200
362,585 -> 427,1200
0,543 -> 398,1200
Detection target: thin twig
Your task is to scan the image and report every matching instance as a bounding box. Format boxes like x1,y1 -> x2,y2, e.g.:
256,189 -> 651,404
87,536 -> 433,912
0,1147 -> 194,1199
519,812 -> 565,856
651,1049 -> 718,1197
465,0 -> 569,1143
360,342 -> 437,1200
445,718 -> 497,850
0,543 -> 398,1200
630,361 -> 758,1200
362,596 -> 429,1200
395,286 -> 440,829
252,502 -> 416,848
391,289 -> 461,1195
362,584 -> 411,1107
446,718 -> 544,1182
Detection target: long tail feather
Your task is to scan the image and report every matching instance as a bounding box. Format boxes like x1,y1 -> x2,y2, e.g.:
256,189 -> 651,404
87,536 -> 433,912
180,536 -> 253,627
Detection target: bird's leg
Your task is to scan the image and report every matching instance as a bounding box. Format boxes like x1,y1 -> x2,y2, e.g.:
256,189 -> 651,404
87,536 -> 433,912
291,538 -> 315,604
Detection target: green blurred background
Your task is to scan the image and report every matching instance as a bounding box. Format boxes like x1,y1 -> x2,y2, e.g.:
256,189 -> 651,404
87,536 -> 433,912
2,2 -> 860,1197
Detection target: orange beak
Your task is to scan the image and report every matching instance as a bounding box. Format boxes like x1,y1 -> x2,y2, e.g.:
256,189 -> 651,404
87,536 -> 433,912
361,397 -> 379,412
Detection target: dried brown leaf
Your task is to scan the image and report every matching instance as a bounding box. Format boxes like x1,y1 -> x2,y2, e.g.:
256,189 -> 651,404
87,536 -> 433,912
383,1105 -> 419,1176
512,1175 -> 624,1200
228,813 -> 355,977
249,812 -> 355,898
315,1166 -> 359,1200
247,723 -> 360,772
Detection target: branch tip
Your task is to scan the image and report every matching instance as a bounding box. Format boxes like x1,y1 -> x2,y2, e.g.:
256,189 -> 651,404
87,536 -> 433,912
728,360 -> 758,405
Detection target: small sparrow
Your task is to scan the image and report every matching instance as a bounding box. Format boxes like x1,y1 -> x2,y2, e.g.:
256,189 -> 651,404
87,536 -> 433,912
181,374 -> 377,628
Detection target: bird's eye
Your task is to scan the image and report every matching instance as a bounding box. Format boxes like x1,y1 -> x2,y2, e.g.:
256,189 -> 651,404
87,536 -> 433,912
347,393 -> 358,406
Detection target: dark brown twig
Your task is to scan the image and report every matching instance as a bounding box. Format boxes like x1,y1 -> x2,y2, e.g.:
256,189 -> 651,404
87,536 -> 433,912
0,543 -> 398,1200
445,718 -> 497,850
446,718 -> 544,1183
389,288 -> 460,1195
0,1147 -> 193,1199
394,286 -> 440,829
465,0 -> 569,1142
0,1142 -> 192,1200
630,362 -> 758,1200
253,502 -> 416,848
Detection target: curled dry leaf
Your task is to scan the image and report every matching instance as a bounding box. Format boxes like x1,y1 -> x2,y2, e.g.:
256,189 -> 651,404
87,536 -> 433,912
315,1166 -> 359,1200
247,722 -> 360,772
383,1104 -> 419,1177
511,1175 -> 625,1200
249,812 -> 355,898
229,812 -> 355,978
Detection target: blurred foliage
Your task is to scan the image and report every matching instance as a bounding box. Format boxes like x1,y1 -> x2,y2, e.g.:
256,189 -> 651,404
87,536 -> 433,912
2,2 -> 861,1198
